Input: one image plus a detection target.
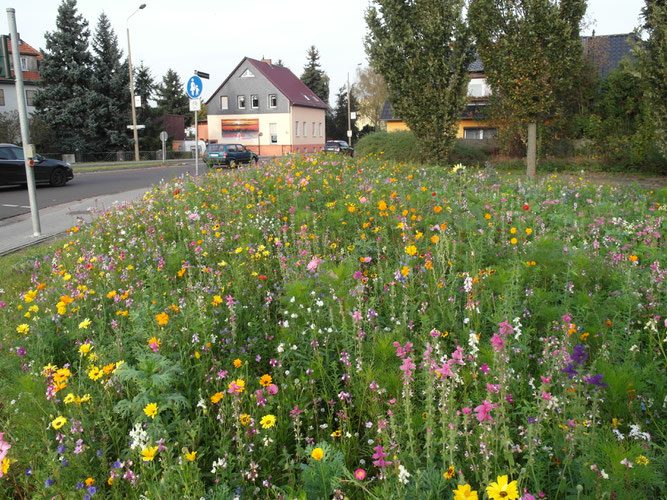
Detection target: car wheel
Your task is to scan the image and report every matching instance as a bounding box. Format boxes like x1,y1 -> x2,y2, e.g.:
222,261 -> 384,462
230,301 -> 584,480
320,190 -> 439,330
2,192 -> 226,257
49,168 -> 68,187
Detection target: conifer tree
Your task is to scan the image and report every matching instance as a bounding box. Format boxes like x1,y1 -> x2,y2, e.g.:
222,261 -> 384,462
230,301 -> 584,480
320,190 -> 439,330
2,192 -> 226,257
329,85 -> 359,143
88,12 -> 130,152
468,0 -> 587,176
156,69 -> 189,125
366,0 -> 474,162
34,0 -> 93,153
300,46 -> 330,105
133,62 -> 162,150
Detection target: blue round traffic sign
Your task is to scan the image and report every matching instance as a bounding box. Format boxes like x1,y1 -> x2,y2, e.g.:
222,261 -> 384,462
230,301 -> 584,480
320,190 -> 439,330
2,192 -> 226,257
186,76 -> 203,98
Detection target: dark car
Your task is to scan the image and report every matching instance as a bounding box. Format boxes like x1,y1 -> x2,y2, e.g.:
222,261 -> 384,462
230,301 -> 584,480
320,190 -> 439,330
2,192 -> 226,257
203,143 -> 258,168
324,140 -> 354,156
0,143 -> 74,187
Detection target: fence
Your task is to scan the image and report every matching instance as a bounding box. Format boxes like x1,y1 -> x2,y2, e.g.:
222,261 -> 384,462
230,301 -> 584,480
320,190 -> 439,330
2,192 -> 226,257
41,150 -> 197,164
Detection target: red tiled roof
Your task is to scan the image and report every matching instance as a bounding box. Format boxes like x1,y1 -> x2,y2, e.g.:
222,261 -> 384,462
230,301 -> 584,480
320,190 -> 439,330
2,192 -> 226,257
246,58 -> 327,109
206,57 -> 328,110
5,37 -> 42,59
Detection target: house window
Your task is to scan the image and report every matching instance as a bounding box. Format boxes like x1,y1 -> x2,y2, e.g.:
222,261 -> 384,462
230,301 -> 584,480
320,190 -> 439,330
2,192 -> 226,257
220,96 -> 228,110
238,95 -> 246,109
463,127 -> 498,140
270,123 -> 277,143
302,121 -> 307,137
0,89 -> 4,106
20,57 -> 28,71
251,95 -> 259,109
295,121 -> 299,136
25,89 -> 37,107
312,122 -> 315,136
319,122 -> 322,137
468,78 -> 491,98
268,94 -> 277,108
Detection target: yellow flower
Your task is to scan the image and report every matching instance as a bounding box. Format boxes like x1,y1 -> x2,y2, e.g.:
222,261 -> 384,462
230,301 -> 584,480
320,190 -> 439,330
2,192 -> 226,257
430,235 -> 440,244
260,414 -> 276,429
85,477 -> 95,486
155,313 -> 169,326
636,455 -> 649,466
210,392 -> 224,404
233,358 -> 242,368
64,393 -> 76,404
88,366 -> 102,381
378,200 -> 387,211
444,465 -> 456,479
79,318 -> 92,329
510,238 -> 518,245
629,254 -> 638,262
144,403 -> 158,419
185,450 -> 197,462
212,295 -> 223,306
401,266 -> 410,277
228,378 -> 245,393
311,447 -> 324,461
434,206 -> 443,213
16,324 -> 29,334
486,475 -> 519,500
259,374 -> 272,387
1,457 -> 11,475
106,290 -> 117,298
331,429 -> 341,438
525,228 -> 533,235
510,227 -> 517,234
453,484 -> 478,500
141,446 -> 158,462
484,213 -> 491,220
405,245 -> 417,257
239,413 -> 251,426
51,416 -> 67,429
78,343 -> 92,356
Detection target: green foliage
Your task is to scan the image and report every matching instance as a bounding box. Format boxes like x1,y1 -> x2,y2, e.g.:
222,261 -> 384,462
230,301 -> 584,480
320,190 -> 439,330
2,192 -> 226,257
639,0 -> 667,157
34,0 -> 93,153
365,0 -> 474,163
87,12 -> 131,152
300,443 -> 347,499
328,85 -> 360,142
156,69 -> 189,125
355,130 -> 421,163
469,0 -> 587,173
133,62 -> 163,151
0,110 -> 20,144
300,46 -> 330,105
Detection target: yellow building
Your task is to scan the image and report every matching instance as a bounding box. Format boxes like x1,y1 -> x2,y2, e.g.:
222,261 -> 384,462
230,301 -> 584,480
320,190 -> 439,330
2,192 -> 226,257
380,59 -> 497,140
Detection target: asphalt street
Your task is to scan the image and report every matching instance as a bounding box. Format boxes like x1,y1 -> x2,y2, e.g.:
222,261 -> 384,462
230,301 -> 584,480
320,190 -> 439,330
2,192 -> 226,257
0,162 -> 198,221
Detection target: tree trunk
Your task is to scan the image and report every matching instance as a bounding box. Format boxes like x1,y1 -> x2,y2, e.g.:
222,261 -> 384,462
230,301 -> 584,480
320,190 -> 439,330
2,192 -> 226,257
526,122 -> 537,177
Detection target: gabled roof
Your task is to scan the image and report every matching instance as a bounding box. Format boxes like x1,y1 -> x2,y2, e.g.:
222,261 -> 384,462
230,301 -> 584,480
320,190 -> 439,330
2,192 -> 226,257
206,57 -> 328,110
1,37 -> 42,82
581,33 -> 639,78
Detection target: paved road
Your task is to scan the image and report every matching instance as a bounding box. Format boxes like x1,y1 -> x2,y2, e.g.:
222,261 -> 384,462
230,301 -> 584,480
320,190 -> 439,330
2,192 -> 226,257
0,162 -> 198,221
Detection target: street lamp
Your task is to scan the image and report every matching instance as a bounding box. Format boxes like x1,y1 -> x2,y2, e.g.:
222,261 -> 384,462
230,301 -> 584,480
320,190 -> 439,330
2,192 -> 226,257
127,3 -> 146,162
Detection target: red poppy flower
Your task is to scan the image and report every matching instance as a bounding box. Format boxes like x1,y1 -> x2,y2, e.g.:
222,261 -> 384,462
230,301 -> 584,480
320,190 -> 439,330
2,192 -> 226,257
523,204 -> 530,211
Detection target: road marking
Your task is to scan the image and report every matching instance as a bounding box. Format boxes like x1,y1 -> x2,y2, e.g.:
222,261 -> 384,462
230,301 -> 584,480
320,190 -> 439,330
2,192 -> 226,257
1,204 -> 31,209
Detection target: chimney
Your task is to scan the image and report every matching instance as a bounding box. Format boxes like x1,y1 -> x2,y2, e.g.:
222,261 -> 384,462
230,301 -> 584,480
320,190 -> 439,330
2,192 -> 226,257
261,58 -> 272,65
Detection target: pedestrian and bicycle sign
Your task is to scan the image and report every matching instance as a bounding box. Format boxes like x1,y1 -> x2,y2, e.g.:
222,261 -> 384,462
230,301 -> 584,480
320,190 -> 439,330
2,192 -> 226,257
186,75 -> 203,98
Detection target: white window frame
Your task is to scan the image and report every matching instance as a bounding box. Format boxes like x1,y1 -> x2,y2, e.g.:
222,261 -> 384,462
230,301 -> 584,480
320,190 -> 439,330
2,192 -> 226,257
268,94 -> 277,108
312,122 -> 316,136
20,57 -> 28,71
220,96 -> 228,110
295,121 -> 299,137
25,89 -> 37,107
318,122 -> 322,137
238,95 -> 246,110
302,121 -> 307,137
251,94 -> 259,109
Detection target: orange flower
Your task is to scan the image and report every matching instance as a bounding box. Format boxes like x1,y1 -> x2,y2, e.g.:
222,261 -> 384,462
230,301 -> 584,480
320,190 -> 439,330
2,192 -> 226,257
155,313 -> 169,326
211,392 -> 224,404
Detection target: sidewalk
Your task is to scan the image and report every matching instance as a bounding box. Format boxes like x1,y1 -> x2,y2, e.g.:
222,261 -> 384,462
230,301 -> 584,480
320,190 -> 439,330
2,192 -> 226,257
0,187 -> 150,257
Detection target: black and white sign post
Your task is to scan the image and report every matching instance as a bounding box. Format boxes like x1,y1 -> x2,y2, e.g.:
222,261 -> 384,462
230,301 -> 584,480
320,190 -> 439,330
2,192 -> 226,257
187,72 -> 207,176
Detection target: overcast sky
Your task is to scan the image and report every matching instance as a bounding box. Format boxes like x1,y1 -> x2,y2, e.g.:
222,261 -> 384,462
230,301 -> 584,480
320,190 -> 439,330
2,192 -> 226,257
7,0 -> 646,103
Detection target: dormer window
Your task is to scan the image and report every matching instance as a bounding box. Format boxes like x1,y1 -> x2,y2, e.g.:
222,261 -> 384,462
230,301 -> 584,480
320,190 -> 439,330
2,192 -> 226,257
20,57 -> 28,71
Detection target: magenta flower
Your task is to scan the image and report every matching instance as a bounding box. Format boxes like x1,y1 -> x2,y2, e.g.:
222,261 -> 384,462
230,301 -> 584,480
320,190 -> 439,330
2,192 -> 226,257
0,432 -> 11,468
399,357 -> 416,380
435,362 -> 453,379
490,333 -> 506,351
498,320 -> 515,336
474,400 -> 494,423
354,468 -> 367,480
371,445 -> 392,468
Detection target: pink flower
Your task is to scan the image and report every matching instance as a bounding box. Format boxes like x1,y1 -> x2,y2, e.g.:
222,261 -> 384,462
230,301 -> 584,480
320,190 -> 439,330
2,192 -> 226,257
541,391 -> 552,401
490,333 -> 506,351
399,357 -> 416,379
0,432 -> 11,464
540,376 -> 551,384
306,257 -> 322,272
354,468 -> 367,480
435,363 -> 453,379
266,384 -> 278,395
498,320 -> 514,336
462,407 -> 472,415
474,400 -> 494,423
371,445 -> 392,468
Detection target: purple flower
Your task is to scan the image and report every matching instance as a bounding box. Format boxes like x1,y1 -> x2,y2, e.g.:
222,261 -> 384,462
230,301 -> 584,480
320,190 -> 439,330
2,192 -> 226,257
571,345 -> 587,366
57,445 -> 66,454
561,363 -> 578,379
45,478 -> 55,487
528,417 -> 536,424
76,482 -> 84,490
586,374 -> 609,388
87,485 -> 98,495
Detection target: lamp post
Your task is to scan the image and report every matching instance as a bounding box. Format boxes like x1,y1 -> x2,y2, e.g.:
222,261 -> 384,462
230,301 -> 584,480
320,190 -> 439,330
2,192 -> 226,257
346,72 -> 351,147
127,3 -> 146,162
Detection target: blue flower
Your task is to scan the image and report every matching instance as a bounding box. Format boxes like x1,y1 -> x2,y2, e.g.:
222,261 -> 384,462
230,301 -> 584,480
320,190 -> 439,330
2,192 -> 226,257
76,482 -> 84,490
586,374 -> 609,388
561,363 -> 578,379
45,478 -> 55,487
571,345 -> 587,366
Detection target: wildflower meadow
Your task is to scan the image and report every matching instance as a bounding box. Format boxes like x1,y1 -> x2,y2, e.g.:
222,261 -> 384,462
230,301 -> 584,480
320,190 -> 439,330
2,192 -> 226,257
0,156 -> 665,499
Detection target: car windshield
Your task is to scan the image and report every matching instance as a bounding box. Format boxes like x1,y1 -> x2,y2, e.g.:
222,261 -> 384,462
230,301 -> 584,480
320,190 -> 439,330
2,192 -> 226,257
325,142 -> 341,147
207,144 -> 225,152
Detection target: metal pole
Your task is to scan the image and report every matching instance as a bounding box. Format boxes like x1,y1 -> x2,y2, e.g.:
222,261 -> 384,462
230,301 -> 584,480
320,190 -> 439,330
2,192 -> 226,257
127,4 -> 145,162
127,27 -> 140,162
194,109 -> 199,176
7,8 -> 41,236
347,72 -> 352,148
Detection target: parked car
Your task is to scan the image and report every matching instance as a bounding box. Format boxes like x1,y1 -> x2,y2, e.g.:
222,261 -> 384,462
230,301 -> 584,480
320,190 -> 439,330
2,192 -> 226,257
0,143 -> 74,187
324,140 -> 354,156
202,143 -> 258,168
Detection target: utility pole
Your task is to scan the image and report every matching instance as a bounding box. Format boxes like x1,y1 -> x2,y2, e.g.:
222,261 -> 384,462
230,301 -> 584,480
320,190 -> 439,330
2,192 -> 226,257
127,4 -> 146,162
346,72 -> 352,147
7,8 -> 40,236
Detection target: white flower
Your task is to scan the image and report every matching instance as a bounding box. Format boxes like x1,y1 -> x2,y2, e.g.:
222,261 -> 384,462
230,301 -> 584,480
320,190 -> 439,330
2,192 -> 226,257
600,469 -> 609,479
397,464 -> 411,484
129,422 -> 148,450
